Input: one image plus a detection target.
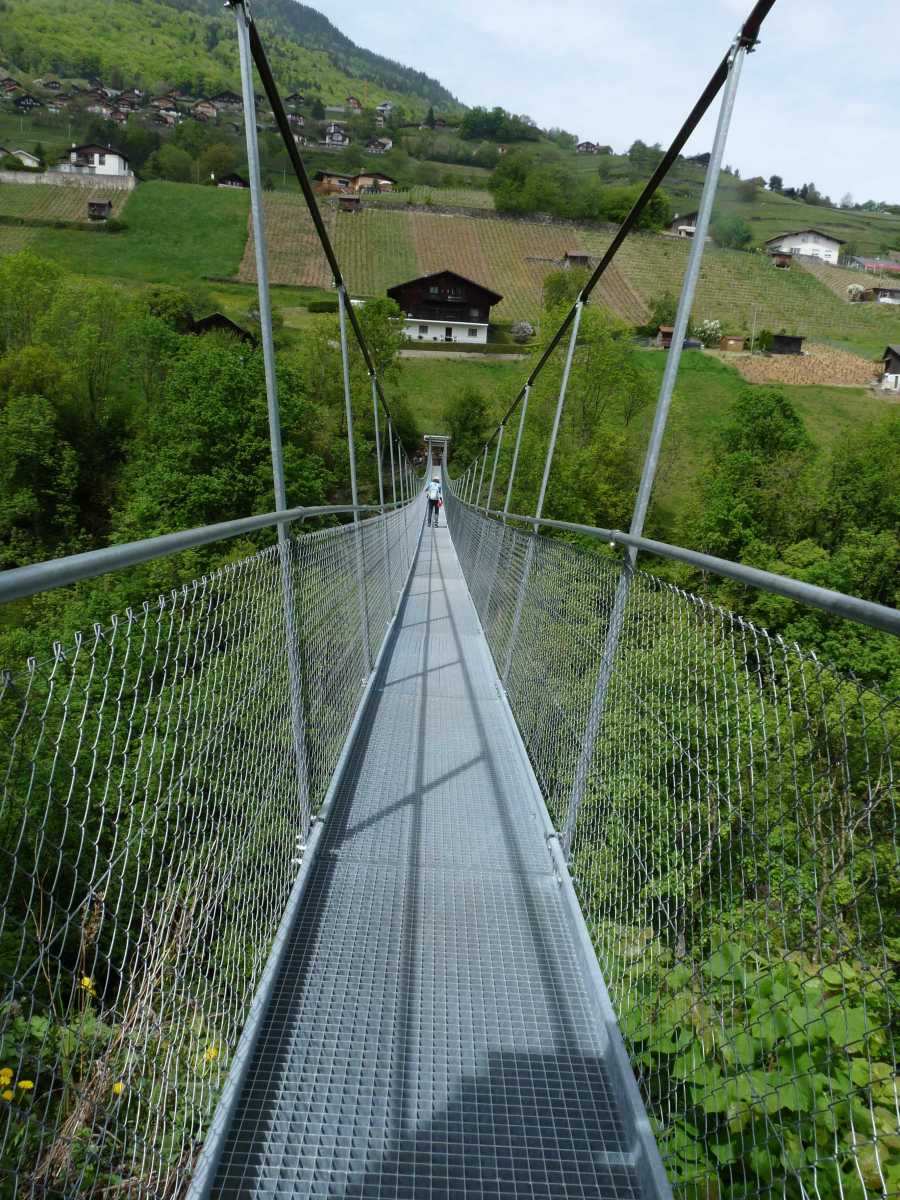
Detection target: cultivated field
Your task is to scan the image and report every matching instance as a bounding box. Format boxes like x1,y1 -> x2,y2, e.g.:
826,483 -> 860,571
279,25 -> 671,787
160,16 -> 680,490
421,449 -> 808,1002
0,181 -> 128,222
710,343 -> 879,387
238,191 -> 334,289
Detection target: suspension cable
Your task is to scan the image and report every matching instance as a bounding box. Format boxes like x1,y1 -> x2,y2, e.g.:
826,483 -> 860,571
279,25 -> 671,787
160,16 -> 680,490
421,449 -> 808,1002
227,0 -> 414,472
459,0 -> 776,472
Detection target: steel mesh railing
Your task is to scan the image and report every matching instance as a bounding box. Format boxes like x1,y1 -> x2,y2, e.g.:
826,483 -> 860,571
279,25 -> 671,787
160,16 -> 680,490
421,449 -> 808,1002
0,497 -> 422,1198
445,485 -> 898,1200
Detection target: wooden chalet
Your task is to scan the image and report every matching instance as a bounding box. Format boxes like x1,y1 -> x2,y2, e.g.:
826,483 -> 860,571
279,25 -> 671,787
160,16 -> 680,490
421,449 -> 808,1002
188,313 -> 256,345
284,92 -> 305,107
14,94 -> 42,111
880,345 -> 900,391
387,270 -> 502,345
1,77 -> 21,94
192,99 -> 218,122
576,141 -> 600,154
863,282 -> 900,305
345,95 -> 363,111
210,90 -> 241,108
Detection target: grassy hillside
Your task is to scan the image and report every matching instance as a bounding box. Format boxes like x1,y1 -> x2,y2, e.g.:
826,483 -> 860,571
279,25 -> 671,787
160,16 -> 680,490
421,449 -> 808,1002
0,178 -> 896,356
0,0 -> 454,111
0,181 -> 248,281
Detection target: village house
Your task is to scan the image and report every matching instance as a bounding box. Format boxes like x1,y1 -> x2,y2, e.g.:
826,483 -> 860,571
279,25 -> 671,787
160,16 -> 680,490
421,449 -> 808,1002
669,211 -> 698,238
288,112 -> 304,128
864,282 -> 900,305
110,109 -> 129,125
323,123 -> 351,148
880,345 -> 900,391
365,136 -> 392,154
376,101 -> 393,115
284,92 -> 305,107
192,99 -> 218,122
210,90 -> 242,109
188,313 -> 257,345
355,170 -> 395,192
434,116 -> 447,128
9,149 -> 41,168
374,113 -> 386,128
387,270 -> 502,345
345,95 -> 363,112
37,78 -> 63,92
1,78 -> 21,94
576,141 -> 600,154
314,169 -> 354,191
150,94 -> 179,110
55,143 -> 133,177
14,94 -> 43,111
86,102 -> 113,117
153,111 -> 178,128
217,172 -> 249,189
764,229 -> 845,265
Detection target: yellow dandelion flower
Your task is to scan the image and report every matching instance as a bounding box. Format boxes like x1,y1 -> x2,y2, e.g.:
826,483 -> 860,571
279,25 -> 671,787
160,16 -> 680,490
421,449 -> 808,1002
204,1046 -> 219,1063
17,1080 -> 33,1091
0,1068 -> 12,1084
112,1081 -> 125,1096
1,1089 -> 13,1102
80,977 -> 96,995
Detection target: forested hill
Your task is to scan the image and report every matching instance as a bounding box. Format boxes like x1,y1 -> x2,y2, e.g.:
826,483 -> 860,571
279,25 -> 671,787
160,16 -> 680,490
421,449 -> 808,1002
0,0 -> 458,108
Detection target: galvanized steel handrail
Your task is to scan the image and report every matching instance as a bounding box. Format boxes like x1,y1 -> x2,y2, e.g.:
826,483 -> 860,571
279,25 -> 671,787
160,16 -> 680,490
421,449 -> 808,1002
474,505 -> 900,636
0,504 -> 399,604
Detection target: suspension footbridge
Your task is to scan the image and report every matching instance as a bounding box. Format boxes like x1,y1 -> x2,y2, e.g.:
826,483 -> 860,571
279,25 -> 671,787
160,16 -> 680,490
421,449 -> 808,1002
0,1 -> 897,1198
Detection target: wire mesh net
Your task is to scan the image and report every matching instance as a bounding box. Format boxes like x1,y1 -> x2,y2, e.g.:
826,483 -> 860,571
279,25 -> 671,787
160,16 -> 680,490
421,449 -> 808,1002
444,482 -> 898,1200
0,498 -> 422,1198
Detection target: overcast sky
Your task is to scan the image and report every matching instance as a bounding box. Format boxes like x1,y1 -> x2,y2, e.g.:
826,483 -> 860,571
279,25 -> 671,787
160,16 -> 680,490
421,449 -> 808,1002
317,0 -> 898,203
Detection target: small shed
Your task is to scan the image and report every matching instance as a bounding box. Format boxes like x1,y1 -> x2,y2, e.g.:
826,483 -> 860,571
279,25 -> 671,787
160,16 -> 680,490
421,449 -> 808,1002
563,251 -> 591,270
769,250 -> 792,269
771,333 -> 805,355
87,196 -> 113,220
338,195 -> 361,213
657,325 -> 674,349
188,313 -> 256,346
719,335 -> 746,352
217,172 -> 249,189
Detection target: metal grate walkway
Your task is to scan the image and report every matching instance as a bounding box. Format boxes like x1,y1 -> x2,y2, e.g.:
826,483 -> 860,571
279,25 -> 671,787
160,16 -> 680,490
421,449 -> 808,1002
208,525 -> 651,1199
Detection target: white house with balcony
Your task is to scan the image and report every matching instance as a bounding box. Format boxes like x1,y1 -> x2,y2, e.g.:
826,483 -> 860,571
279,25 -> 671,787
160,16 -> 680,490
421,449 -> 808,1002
764,228 -> 845,265
55,143 -> 133,177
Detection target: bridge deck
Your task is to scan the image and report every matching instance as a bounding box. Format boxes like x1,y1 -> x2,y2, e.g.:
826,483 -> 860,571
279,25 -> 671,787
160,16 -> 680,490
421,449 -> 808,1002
211,526 -> 642,1199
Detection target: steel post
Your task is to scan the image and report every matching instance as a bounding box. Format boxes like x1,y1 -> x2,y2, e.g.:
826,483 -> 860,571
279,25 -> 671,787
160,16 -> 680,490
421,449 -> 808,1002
475,445 -> 488,508
502,302 -> 583,684
503,385 -> 529,522
534,300 -> 583,525
234,0 -> 310,834
372,375 -> 392,611
388,418 -> 397,508
560,39 -> 747,860
338,285 -> 371,674
485,424 -> 503,513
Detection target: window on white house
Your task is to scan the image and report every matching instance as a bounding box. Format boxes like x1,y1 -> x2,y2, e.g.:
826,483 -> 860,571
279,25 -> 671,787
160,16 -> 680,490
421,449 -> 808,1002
418,325 -> 428,336
468,328 -> 478,337
98,154 -> 105,165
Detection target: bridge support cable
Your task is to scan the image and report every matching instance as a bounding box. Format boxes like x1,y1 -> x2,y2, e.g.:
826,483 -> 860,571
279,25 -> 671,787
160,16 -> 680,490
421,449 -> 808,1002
225,0 -> 417,488
484,424 -> 504,515
474,444 -> 488,509
451,0 -> 776,485
503,383 -> 529,521
234,0 -> 312,832
561,36 -> 749,859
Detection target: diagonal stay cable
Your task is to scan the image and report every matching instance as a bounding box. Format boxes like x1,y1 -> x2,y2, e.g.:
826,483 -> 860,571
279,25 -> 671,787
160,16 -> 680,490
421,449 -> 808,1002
462,0 -> 777,467
229,1 -> 410,464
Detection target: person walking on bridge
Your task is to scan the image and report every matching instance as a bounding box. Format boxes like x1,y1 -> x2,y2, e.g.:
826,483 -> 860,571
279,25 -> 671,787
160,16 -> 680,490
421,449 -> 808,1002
426,477 -> 442,527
